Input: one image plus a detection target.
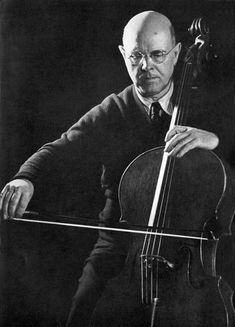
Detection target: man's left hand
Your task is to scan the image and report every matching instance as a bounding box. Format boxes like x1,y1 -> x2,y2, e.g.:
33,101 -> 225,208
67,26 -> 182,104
164,125 -> 219,158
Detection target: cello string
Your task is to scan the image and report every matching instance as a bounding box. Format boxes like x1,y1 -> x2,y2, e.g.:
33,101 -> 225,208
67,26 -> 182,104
141,152 -> 170,264
138,48 -> 196,303
155,158 -> 176,256
151,157 -> 174,256
144,59 -> 191,308
176,65 -> 193,125
154,67 -> 191,255
142,60 -> 190,304
155,63 -> 193,256
150,63 -> 195,296
143,153 -> 169,272
141,108 -> 185,253
156,62 -> 195,258
149,61 -> 191,258
140,226 -> 152,304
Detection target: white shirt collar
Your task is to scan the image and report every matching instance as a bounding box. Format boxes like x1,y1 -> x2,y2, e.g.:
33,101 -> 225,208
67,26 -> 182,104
135,82 -> 174,115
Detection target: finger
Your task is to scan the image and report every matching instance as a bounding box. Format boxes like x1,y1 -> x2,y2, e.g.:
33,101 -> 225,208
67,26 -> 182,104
2,186 -> 15,220
15,192 -> 31,218
0,191 -> 5,212
0,185 -> 12,219
176,139 -> 199,158
165,126 -> 188,142
0,192 -> 5,220
0,185 -> 10,211
164,131 -> 190,153
8,188 -> 22,218
167,135 -> 196,157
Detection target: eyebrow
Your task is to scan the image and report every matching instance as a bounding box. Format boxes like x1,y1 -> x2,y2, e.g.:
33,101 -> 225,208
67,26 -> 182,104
130,49 -> 166,54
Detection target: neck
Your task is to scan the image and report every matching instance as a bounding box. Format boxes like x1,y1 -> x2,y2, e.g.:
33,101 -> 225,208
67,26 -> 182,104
135,80 -> 174,115
148,80 -> 173,102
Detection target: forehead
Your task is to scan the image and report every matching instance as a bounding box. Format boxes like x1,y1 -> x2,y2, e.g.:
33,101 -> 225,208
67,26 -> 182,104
124,29 -> 173,53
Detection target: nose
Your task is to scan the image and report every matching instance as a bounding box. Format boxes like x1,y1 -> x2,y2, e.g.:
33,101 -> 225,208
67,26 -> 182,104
140,55 -> 154,71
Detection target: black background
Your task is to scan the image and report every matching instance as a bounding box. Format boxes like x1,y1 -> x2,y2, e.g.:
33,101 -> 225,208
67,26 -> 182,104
0,0 -> 234,326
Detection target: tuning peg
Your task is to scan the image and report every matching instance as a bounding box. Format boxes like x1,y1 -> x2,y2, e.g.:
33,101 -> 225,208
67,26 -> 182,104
188,17 -> 209,37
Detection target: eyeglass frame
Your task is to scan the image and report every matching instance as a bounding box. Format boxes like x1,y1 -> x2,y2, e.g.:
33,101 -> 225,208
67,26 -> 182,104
125,43 -> 179,65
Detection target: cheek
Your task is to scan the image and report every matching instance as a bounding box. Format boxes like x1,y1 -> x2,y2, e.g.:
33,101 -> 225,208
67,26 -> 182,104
126,64 -> 138,81
158,63 -> 174,81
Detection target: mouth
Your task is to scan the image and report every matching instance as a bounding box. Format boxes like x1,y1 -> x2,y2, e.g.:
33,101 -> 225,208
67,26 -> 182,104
140,76 -> 159,83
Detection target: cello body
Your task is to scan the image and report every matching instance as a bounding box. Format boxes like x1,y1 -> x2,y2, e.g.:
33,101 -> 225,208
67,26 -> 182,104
118,147 -> 235,327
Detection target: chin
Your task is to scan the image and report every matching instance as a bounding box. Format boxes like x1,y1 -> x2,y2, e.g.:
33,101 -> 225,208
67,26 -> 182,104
138,86 -> 163,98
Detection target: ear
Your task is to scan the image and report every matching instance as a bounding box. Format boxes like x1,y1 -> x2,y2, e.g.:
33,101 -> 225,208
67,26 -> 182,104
118,45 -> 126,60
173,42 -> 182,65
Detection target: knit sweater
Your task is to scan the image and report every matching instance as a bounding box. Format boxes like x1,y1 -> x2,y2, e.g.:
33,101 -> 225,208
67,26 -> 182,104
13,83 -> 235,282
15,84 -> 231,209
15,85 -> 172,219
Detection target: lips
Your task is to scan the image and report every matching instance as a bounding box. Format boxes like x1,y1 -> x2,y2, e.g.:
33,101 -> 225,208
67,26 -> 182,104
140,76 -> 159,83
139,75 -> 158,80
145,77 -> 157,80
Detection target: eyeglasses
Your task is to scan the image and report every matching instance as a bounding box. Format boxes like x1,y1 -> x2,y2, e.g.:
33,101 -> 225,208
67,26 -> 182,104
127,44 -> 178,65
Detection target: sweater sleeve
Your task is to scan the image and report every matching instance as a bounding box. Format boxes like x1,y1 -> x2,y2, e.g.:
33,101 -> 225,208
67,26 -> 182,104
13,96 -> 118,184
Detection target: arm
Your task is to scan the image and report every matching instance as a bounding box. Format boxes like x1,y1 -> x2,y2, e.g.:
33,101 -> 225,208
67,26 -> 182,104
0,102 -> 108,220
0,91 -> 124,222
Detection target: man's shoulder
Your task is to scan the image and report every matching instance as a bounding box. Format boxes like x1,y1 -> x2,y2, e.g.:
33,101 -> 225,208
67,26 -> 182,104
100,84 -> 134,110
85,84 -> 135,121
79,85 -> 134,125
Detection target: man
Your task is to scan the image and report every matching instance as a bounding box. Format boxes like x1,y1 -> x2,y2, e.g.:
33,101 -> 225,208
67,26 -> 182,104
0,11 -> 229,326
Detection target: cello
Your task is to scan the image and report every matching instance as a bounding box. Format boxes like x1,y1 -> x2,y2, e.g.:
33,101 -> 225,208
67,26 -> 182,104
116,17 -> 235,326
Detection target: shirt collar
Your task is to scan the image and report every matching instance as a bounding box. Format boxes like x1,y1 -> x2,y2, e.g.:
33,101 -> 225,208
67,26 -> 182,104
135,82 -> 174,115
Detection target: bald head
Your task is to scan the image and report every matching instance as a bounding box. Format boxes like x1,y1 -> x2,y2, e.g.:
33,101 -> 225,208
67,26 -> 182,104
119,11 -> 181,98
122,11 -> 175,49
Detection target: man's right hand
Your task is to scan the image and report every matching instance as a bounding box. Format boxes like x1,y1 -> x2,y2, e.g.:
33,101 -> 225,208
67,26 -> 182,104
0,179 -> 34,220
